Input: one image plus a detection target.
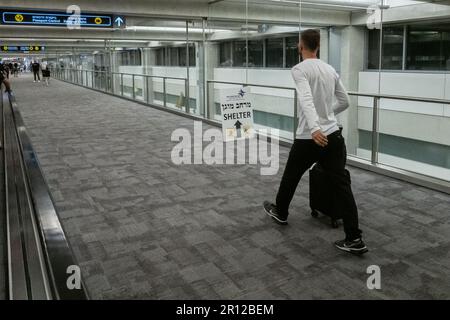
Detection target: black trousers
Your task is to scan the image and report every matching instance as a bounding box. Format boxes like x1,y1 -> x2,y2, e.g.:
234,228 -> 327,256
33,71 -> 40,81
276,131 -> 362,240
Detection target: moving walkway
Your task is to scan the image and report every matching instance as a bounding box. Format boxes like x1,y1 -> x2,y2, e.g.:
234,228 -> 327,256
1,89 -> 88,300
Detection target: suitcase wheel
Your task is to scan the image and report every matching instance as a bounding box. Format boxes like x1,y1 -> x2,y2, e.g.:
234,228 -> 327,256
311,210 -> 319,218
331,219 -> 339,228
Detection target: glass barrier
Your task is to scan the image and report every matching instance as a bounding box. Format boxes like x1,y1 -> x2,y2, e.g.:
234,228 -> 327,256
121,74 -> 133,98
52,66 -> 450,184
45,0 -> 450,185
133,75 -> 145,101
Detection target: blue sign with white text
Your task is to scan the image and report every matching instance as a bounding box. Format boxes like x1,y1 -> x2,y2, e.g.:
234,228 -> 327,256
1,45 -> 46,52
0,9 -> 114,28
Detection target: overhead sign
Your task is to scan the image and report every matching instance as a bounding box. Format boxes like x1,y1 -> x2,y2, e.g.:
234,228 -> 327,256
220,87 -> 255,141
1,45 -> 46,52
0,9 -> 113,28
113,16 -> 126,29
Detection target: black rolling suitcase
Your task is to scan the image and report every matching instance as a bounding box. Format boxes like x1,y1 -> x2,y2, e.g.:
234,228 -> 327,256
309,163 -> 350,228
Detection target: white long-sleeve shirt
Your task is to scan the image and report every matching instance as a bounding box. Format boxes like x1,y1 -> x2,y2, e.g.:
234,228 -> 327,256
291,58 -> 350,139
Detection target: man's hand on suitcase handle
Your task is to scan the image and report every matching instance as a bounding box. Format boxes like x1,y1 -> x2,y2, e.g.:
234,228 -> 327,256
312,130 -> 328,147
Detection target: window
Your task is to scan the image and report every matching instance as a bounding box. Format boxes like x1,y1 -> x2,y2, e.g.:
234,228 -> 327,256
368,27 -> 404,70
154,45 -> 196,67
407,24 -> 450,71
216,33 -> 325,69
118,49 -> 142,66
179,47 -> 187,66
231,40 -> 264,67
247,40 -> 263,67
384,27 -> 404,70
179,44 -> 196,67
233,40 -> 247,67
367,30 -> 381,70
155,48 -> 165,66
219,42 -> 232,66
169,47 -> 179,66
190,45 -> 196,67
265,38 -> 284,68
285,36 -> 299,68
368,23 -> 450,71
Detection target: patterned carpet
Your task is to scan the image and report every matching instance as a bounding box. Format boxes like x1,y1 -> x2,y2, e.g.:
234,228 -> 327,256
9,74 -> 450,300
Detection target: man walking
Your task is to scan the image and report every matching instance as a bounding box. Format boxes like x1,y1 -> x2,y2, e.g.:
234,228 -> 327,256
32,61 -> 41,82
263,29 -> 367,255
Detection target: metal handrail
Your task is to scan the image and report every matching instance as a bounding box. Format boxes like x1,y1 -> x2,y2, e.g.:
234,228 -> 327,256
207,80 -> 297,91
52,69 -> 449,191
207,80 -> 450,105
347,91 -> 450,105
58,68 -> 187,81
2,90 -> 89,300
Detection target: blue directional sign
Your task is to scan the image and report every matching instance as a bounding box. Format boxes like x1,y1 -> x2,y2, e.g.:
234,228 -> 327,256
1,45 -> 46,52
113,16 -> 126,29
0,9 -> 113,28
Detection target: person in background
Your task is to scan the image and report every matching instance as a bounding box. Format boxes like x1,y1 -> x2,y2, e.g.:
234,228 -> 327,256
0,63 -> 12,92
4,63 -> 10,79
42,65 -> 51,86
8,62 -> 13,77
263,29 -> 367,255
13,62 -> 19,77
32,60 -> 41,82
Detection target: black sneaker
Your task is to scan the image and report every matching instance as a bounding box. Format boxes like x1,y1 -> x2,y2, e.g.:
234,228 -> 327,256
263,201 -> 288,225
334,238 -> 368,255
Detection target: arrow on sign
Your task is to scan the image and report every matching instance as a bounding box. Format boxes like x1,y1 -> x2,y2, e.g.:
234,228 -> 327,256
115,17 -> 124,27
234,120 -> 242,138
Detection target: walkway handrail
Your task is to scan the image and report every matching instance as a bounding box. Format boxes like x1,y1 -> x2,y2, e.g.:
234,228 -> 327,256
52,67 -> 449,193
206,80 -> 450,105
54,70 -> 450,105
57,68 -> 187,81
1,89 -> 89,300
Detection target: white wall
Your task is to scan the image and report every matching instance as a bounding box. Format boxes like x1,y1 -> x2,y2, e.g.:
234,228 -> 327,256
358,71 -> 450,145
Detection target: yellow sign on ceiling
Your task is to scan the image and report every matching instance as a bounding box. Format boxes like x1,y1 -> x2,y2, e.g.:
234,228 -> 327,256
15,14 -> 24,22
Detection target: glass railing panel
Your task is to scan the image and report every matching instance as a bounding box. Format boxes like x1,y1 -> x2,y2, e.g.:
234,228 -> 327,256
347,93 -> 375,162
133,75 -> 145,102
122,74 -> 133,98
112,72 -> 122,96
377,92 -> 450,181
164,78 -> 188,113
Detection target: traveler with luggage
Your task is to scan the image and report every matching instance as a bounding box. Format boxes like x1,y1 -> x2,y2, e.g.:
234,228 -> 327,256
32,61 -> 41,82
263,29 -> 367,255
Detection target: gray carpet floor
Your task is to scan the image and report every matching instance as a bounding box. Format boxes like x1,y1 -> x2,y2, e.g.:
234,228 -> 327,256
10,74 -> 450,300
